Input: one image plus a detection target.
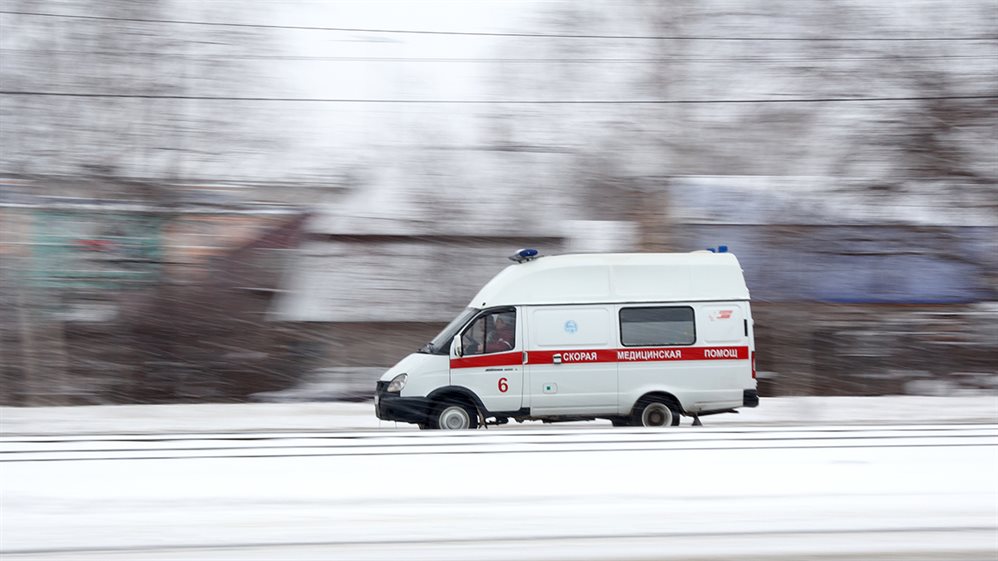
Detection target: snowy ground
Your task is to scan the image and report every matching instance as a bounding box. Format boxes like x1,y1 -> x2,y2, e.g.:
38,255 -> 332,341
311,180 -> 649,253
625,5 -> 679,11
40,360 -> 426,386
2,395 -> 996,435
1,396 -> 996,561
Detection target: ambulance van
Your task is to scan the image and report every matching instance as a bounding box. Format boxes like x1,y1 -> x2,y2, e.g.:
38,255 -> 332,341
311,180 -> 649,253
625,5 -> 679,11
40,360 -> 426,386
375,249 -> 758,429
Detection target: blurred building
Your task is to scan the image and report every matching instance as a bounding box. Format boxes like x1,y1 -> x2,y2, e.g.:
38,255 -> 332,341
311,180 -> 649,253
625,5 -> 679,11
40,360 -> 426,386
0,179 -> 309,404
2,174 -> 995,404
669,177 -> 998,395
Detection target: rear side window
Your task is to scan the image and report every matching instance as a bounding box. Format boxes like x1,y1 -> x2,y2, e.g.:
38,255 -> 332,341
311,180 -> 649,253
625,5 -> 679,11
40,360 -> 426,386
620,306 -> 695,346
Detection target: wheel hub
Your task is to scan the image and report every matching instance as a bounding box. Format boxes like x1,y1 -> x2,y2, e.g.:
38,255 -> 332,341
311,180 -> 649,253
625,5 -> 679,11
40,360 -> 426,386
440,407 -> 470,430
642,403 -> 672,427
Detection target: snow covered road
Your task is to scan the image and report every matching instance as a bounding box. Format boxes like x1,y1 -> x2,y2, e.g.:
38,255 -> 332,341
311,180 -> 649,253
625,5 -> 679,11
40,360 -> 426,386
2,424 -> 996,560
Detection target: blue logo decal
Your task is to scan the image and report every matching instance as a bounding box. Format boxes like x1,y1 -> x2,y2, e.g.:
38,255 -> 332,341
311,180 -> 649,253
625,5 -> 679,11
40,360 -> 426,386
564,320 -> 578,334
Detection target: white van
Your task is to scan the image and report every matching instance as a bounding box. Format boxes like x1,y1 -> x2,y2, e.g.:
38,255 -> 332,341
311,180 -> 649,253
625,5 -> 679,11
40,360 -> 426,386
375,250 -> 758,429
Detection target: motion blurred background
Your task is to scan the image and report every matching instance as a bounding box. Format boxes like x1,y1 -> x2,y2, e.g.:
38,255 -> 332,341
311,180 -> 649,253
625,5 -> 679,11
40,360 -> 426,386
1,0 -> 995,406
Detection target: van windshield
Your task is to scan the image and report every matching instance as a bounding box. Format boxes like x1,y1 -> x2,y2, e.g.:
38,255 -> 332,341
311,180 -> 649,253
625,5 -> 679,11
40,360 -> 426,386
419,307 -> 479,355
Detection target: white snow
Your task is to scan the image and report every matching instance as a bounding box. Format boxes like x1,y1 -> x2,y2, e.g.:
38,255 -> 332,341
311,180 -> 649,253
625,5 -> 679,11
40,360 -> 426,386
1,397 -> 997,560
2,395 -> 995,435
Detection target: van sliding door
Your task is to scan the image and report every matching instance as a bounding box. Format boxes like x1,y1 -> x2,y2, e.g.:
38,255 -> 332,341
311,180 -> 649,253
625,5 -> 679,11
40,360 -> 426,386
525,306 -> 617,415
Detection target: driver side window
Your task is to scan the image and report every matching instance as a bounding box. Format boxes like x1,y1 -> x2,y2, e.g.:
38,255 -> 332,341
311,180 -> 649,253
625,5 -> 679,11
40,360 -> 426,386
462,315 -> 486,356
461,309 -> 516,356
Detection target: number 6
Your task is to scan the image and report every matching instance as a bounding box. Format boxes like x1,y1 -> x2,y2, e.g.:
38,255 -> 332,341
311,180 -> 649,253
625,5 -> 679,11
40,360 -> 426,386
498,377 -> 508,393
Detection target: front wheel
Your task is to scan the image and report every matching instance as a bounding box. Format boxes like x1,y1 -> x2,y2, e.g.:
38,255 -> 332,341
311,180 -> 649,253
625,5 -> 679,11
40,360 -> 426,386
433,402 -> 479,430
635,398 -> 681,428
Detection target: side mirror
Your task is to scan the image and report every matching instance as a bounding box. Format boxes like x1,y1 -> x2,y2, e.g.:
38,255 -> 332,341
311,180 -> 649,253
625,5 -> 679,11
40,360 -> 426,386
451,336 -> 463,358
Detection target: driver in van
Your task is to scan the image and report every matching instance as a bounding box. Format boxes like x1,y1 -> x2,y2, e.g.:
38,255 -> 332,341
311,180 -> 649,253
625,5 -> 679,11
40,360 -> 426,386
486,313 -> 515,352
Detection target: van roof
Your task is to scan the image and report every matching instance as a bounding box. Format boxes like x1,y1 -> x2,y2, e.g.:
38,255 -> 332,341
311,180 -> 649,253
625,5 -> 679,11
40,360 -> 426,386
469,252 -> 749,308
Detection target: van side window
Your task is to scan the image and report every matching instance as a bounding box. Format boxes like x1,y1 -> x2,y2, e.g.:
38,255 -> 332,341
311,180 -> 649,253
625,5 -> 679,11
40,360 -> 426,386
462,309 -> 516,356
619,306 -> 695,346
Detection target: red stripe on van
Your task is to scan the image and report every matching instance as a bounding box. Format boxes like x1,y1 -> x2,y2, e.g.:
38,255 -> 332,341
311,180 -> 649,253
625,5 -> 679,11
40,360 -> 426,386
527,350 -> 618,364
617,346 -> 749,362
450,351 -> 523,370
528,346 -> 749,365
450,346 -> 749,369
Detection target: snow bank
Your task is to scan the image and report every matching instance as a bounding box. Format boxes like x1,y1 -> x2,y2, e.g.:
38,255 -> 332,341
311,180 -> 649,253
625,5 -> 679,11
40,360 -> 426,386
2,395 -> 995,435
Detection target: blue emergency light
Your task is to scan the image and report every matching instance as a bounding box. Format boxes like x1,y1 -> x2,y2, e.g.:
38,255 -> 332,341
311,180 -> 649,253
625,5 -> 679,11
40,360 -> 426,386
706,245 -> 730,253
509,248 -> 539,263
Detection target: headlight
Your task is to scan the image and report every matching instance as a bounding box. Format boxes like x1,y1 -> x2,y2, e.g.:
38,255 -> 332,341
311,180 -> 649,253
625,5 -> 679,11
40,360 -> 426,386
386,373 -> 407,393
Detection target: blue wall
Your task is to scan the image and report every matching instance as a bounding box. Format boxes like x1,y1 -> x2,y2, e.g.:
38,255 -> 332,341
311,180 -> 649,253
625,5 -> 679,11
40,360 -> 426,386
677,225 -> 997,303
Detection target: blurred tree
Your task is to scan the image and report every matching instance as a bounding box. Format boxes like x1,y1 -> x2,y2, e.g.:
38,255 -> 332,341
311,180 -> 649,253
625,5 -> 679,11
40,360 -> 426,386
0,0 -> 279,182
501,0 -> 997,200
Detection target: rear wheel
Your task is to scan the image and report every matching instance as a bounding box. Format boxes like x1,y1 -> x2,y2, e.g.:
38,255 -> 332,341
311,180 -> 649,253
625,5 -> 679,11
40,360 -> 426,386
635,397 -> 681,427
433,401 -> 479,430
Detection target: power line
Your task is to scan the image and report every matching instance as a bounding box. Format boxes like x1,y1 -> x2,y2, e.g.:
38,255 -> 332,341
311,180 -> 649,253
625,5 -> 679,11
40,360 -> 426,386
2,10 -> 996,42
2,91 -> 995,104
3,48 -> 997,63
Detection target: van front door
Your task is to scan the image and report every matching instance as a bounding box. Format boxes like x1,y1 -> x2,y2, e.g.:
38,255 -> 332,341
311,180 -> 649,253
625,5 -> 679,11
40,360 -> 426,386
450,307 -> 523,414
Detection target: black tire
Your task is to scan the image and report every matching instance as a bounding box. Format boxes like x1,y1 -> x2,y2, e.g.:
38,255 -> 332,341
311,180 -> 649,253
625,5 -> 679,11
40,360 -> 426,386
432,400 -> 479,430
634,397 -> 681,427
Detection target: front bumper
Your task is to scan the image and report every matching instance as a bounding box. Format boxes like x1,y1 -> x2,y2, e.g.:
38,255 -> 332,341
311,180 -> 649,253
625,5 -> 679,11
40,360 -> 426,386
375,381 -> 434,424
743,389 -> 760,408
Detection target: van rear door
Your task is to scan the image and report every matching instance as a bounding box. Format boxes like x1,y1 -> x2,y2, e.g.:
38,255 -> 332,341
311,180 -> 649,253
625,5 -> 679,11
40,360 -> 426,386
696,302 -> 754,399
